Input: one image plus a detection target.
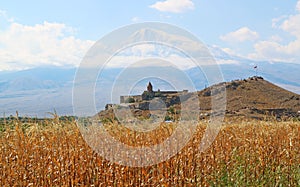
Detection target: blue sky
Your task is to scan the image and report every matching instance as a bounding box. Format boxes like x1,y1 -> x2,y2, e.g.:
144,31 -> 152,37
0,0 -> 300,70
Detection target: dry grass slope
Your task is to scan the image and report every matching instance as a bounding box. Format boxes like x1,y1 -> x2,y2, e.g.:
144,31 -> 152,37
198,77 -> 300,120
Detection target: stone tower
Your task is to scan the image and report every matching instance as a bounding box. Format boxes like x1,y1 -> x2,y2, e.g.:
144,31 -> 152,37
147,82 -> 153,92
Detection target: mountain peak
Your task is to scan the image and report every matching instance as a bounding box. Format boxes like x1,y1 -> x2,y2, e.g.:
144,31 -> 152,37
130,28 -> 169,42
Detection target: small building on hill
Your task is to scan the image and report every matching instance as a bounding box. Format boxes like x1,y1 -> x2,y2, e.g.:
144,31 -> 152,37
120,82 -> 188,103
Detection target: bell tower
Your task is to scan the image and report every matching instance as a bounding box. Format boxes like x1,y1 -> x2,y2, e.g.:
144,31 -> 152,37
147,82 -> 153,92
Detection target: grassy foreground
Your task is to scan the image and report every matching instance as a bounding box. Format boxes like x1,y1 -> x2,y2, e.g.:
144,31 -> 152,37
0,117 -> 299,186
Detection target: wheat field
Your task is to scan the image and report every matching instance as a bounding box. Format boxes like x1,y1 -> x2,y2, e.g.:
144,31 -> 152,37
0,117 -> 299,186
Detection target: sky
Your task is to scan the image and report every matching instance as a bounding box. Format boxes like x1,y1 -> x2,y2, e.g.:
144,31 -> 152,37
0,0 -> 300,71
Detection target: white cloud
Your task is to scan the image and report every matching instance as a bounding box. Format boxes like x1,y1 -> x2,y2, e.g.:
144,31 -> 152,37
251,38 -> 300,62
250,40 -> 300,62
221,48 -> 238,56
150,0 -> 194,13
215,59 -> 240,65
220,27 -> 259,43
250,1 -> 300,63
0,10 -> 14,23
0,21 -> 94,71
280,14 -> 300,38
272,15 -> 288,28
296,0 -> 300,11
269,35 -> 283,42
131,17 -> 141,23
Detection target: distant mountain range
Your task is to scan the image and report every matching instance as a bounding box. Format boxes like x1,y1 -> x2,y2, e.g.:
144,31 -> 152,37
0,51 -> 299,117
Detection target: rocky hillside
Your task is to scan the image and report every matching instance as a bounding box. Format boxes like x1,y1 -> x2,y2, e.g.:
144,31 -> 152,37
96,77 -> 300,121
199,76 -> 300,119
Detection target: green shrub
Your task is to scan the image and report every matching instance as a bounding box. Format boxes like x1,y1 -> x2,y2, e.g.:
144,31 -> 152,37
125,97 -> 135,103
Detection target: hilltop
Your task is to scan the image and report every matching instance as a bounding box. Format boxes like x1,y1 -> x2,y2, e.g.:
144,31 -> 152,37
97,76 -> 300,121
198,76 -> 300,120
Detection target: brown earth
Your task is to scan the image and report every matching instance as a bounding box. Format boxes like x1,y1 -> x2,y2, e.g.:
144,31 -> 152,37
199,76 -> 300,120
